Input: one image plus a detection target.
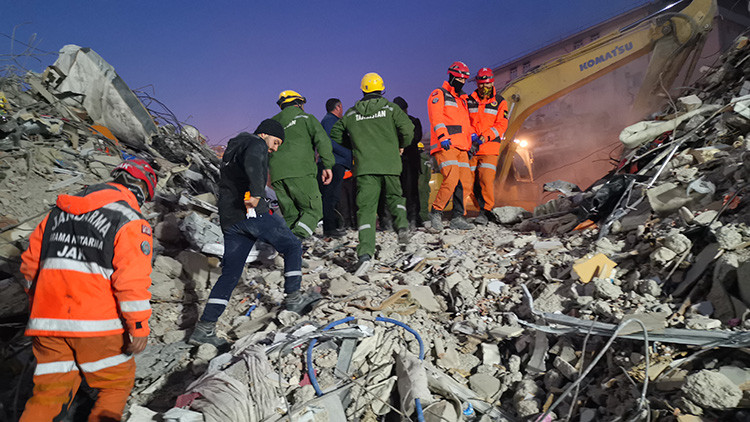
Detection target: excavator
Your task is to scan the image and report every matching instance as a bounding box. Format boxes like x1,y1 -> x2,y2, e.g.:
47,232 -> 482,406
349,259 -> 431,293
492,0 -> 717,206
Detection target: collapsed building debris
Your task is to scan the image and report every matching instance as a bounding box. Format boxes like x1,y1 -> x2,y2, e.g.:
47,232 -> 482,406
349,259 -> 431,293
2,35 -> 750,422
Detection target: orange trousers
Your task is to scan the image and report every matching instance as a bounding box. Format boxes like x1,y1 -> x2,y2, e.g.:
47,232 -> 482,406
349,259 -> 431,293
432,148 -> 472,213
20,335 -> 135,422
469,154 -> 498,211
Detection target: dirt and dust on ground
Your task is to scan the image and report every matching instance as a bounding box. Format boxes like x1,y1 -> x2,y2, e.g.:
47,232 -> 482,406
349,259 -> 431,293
2,36 -> 750,422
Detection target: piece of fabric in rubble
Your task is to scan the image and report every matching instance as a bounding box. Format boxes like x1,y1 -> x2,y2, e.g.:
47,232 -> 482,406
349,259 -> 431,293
186,345 -> 280,422
578,175 -> 640,223
395,353 -> 432,417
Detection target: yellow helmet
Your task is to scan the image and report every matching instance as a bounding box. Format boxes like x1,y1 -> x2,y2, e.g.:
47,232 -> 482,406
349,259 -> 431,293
277,90 -> 307,107
361,72 -> 385,93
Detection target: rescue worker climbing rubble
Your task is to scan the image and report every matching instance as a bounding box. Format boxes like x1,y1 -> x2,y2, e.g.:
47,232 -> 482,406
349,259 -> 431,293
270,90 -> 335,239
467,67 -> 509,225
19,159 -> 157,422
330,72 -> 414,276
427,61 -> 475,231
190,119 -> 321,348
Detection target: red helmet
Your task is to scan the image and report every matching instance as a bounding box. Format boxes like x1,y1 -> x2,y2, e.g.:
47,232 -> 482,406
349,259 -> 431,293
476,67 -> 495,84
447,61 -> 470,79
111,159 -> 158,201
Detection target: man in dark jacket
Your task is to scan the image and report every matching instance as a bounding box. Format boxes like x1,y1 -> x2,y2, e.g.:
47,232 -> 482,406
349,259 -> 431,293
190,119 -> 320,347
318,98 -> 350,237
330,73 -> 414,275
393,96 -> 424,228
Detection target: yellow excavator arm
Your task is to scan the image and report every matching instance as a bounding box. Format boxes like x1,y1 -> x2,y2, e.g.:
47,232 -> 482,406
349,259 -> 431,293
495,0 -> 716,190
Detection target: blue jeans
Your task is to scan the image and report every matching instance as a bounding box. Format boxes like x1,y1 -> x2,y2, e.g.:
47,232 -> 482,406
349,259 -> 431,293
200,211 -> 302,323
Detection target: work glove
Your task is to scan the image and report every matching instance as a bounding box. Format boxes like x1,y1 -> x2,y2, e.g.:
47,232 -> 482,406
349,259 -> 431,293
469,143 -> 479,157
440,138 -> 451,150
471,133 -> 483,145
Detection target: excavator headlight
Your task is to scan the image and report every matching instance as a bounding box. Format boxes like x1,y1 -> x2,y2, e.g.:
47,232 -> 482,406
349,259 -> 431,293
514,139 -> 529,148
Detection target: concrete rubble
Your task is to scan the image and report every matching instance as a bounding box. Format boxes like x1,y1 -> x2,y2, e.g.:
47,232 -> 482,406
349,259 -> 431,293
2,37 -> 750,421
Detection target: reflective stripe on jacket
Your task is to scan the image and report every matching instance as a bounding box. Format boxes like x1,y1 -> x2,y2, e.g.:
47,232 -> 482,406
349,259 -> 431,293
20,183 -> 153,338
467,89 -> 509,156
427,81 -> 472,154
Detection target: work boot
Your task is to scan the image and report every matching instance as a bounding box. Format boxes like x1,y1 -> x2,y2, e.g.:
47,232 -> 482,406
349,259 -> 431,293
323,227 -> 347,238
189,321 -> 229,348
397,228 -> 410,245
429,209 -> 444,231
353,254 -> 372,277
450,216 -> 475,230
284,290 -> 323,315
474,210 -> 489,225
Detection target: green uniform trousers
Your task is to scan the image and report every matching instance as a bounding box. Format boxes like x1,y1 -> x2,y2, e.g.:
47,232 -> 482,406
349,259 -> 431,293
272,176 -> 323,239
356,174 -> 408,257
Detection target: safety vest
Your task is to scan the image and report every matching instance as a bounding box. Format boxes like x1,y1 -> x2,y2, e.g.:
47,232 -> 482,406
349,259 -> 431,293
427,81 -> 472,154
20,183 -> 153,338
467,89 -> 509,156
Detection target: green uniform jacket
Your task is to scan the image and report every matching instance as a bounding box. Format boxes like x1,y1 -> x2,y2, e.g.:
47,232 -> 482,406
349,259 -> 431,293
269,106 -> 334,183
330,95 -> 414,176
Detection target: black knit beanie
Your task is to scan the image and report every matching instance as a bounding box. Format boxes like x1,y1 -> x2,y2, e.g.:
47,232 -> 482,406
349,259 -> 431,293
254,119 -> 285,142
393,96 -> 408,111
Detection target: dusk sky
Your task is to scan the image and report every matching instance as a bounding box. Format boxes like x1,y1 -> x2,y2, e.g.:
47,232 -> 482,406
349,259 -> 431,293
3,0 -> 651,145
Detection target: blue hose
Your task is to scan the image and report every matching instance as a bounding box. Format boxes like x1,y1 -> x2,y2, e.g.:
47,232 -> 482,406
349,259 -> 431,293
375,316 -> 426,421
306,314 -> 427,422
374,316 -> 425,360
415,398 -> 426,422
307,316 -> 355,396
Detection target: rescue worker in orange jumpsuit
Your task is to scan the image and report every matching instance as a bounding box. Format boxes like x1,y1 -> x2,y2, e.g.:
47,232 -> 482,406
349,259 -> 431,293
19,159 -> 157,422
467,67 -> 509,225
427,61 -> 475,231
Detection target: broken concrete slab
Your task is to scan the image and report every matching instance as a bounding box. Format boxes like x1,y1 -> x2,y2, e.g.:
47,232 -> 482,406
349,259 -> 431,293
53,45 -> 157,147
491,206 -> 528,224
682,370 -> 742,409
400,285 -> 441,313
647,182 -> 702,214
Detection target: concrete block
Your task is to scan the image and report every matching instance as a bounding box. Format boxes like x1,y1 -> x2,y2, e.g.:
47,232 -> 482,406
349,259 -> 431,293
469,372 -> 501,399
328,277 -> 355,296
651,247 -> 677,265
678,94 -> 703,111
491,206 -> 527,224
481,343 -> 501,366
682,370 -> 742,409
402,285 -> 441,312
592,278 -> 623,300
647,182 -> 698,215
176,250 -> 210,286
688,147 -> 722,164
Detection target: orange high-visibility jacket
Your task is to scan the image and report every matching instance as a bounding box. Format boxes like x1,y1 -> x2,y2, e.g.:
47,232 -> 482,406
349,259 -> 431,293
20,183 -> 153,338
427,81 -> 472,154
467,89 -> 509,156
